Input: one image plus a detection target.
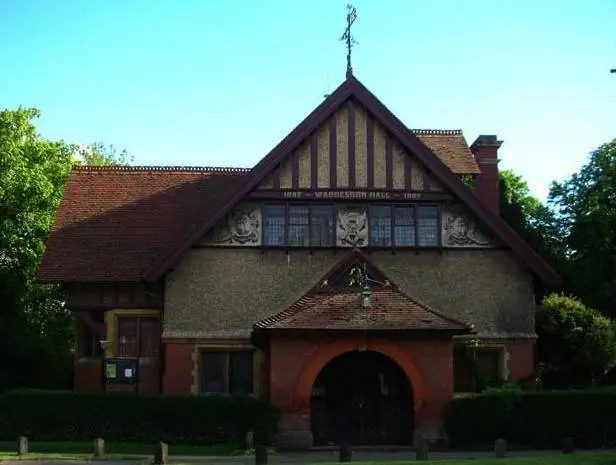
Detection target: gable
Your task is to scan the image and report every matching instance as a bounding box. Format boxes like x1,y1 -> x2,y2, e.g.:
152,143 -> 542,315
256,101 -> 447,193
143,76 -> 560,285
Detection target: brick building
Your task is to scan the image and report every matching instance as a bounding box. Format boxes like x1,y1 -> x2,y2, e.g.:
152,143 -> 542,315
38,76 -> 558,447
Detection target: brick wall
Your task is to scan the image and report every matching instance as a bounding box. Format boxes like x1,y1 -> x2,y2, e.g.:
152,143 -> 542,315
162,342 -> 194,394
508,339 -> 536,381
268,333 -> 455,447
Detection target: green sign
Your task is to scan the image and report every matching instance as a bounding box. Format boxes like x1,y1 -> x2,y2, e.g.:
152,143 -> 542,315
106,363 -> 117,379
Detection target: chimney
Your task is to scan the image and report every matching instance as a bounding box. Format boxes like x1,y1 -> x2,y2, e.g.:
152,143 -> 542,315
470,135 -> 503,216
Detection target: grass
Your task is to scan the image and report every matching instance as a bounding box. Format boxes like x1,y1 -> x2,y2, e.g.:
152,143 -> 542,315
164,452 -> 616,465
0,452 -> 144,462
0,441 -> 241,461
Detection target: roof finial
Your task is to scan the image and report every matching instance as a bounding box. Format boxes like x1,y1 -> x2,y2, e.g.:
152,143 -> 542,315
340,3 -> 358,79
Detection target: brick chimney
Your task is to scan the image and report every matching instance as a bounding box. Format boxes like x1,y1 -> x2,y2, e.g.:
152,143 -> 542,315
470,135 -> 503,216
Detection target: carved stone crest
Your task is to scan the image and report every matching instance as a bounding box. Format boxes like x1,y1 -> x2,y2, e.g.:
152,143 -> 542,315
336,206 -> 368,247
209,204 -> 262,246
442,206 -> 491,247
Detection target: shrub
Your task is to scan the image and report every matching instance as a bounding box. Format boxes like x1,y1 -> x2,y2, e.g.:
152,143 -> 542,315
536,293 -> 616,389
446,386 -> 616,449
0,390 -> 279,445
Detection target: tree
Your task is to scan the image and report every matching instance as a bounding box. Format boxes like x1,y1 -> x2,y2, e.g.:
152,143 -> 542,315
499,170 -> 568,299
0,107 -> 129,390
77,141 -> 132,166
536,293 -> 616,389
549,138 -> 616,317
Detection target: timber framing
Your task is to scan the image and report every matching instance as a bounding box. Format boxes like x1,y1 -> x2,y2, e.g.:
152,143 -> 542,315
145,76 -> 560,285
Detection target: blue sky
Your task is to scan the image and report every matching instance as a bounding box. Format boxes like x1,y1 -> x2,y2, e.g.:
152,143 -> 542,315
1,0 -> 615,201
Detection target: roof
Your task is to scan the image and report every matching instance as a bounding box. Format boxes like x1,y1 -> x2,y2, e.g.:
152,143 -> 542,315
254,287 -> 473,332
255,248 -> 473,332
38,76 -> 559,285
412,130 -> 480,175
146,75 -> 559,284
37,166 -> 247,282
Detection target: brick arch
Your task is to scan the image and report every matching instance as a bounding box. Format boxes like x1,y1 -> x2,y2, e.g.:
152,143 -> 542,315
293,339 -> 426,411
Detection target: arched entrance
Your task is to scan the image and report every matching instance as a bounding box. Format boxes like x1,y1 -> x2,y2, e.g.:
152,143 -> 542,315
310,350 -> 414,446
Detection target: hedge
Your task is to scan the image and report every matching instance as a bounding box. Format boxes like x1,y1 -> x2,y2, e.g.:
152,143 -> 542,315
0,390 -> 279,445
446,387 -> 616,449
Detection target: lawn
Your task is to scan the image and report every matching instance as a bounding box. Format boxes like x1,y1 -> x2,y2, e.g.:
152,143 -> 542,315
310,453 -> 616,465
0,440 -> 240,461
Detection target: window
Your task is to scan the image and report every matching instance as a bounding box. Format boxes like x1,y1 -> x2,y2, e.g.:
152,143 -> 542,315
369,204 -> 439,247
394,206 -> 415,246
264,204 -> 285,246
418,206 -> 439,246
370,206 -> 391,247
117,317 -> 160,358
288,205 -> 309,247
263,203 -> 334,247
453,345 -> 503,393
201,351 -> 254,394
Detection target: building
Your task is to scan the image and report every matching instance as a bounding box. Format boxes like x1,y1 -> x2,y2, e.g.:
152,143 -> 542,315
38,76 -> 559,447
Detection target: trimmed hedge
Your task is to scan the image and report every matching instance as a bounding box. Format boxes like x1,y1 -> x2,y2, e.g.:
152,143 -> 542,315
446,387 -> 616,449
0,390 -> 279,445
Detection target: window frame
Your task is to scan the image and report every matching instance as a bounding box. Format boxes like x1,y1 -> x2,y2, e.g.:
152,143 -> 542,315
453,345 -> 506,393
199,349 -> 256,395
368,202 -> 442,248
116,316 -> 160,358
262,202 -> 336,248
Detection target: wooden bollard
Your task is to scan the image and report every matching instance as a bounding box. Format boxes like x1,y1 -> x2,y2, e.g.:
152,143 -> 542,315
416,437 -> 429,461
494,438 -> 507,458
245,431 -> 254,451
562,437 -> 575,454
93,438 -> 105,457
339,443 -> 352,462
255,444 -> 268,465
154,441 -> 168,465
17,436 -> 28,456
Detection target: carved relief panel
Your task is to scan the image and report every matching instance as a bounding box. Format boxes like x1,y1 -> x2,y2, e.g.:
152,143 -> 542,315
204,203 -> 262,246
336,205 -> 369,247
441,204 -> 493,248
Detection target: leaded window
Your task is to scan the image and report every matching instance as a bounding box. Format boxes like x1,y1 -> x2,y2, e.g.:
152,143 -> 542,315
263,203 -> 334,247
264,204 -> 285,246
370,206 -> 391,247
369,204 -> 440,247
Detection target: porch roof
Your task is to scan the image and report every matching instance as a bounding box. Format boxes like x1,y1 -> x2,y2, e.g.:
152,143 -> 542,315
254,286 -> 474,333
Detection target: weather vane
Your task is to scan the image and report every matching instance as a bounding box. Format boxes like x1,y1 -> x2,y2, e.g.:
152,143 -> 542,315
340,3 -> 358,79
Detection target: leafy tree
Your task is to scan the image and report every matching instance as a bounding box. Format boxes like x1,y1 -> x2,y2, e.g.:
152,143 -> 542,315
499,170 -> 568,298
0,107 -> 75,388
77,141 -> 132,166
536,293 -> 616,389
0,107 -> 129,390
549,138 -> 616,318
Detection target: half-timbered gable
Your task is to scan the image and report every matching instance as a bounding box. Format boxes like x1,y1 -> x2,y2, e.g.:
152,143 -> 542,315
38,74 -> 558,448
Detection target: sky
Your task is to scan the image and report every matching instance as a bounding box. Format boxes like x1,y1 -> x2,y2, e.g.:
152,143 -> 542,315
1,0 -> 615,201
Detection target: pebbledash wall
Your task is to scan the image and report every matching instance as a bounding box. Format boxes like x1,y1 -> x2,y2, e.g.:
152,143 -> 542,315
74,244 -> 536,436
157,245 -> 535,442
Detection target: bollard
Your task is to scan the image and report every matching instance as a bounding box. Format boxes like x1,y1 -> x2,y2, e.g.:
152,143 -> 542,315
154,441 -> 168,465
416,437 -> 429,461
17,436 -> 28,456
93,438 -> 105,457
339,443 -> 352,462
245,431 -> 254,451
562,437 -> 575,454
255,444 -> 268,465
494,438 -> 507,459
